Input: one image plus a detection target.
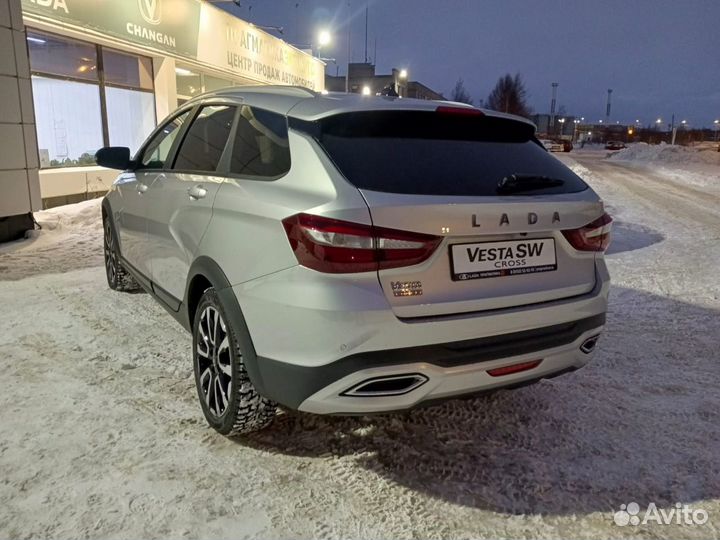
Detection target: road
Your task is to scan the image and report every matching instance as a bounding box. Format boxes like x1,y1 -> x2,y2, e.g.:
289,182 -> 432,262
570,151 -> 720,230
1,153 -> 719,540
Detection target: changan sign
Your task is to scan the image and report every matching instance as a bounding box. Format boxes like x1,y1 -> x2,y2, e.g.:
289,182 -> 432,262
22,0 -> 201,57
22,0 -> 324,91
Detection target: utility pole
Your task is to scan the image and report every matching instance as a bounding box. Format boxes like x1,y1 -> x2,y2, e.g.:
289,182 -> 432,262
364,5 -> 368,63
606,89 -> 612,122
670,113 -> 676,145
345,1 -> 350,92
550,82 -> 558,134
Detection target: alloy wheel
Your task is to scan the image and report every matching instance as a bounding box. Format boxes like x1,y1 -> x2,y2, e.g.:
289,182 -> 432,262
104,221 -> 116,284
196,306 -> 233,418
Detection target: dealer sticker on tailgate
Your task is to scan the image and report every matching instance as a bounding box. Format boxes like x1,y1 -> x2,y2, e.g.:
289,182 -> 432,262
450,238 -> 557,281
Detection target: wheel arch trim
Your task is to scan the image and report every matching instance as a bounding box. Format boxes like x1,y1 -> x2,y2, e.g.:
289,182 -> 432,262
185,256 -> 269,398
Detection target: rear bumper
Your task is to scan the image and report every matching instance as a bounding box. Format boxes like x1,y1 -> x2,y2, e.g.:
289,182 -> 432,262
233,261 -> 610,413
256,314 -> 604,413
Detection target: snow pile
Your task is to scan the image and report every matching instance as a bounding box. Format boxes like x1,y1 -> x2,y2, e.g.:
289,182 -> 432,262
609,142 -> 720,166
606,143 -> 720,191
0,197 -> 103,280
35,197 -> 103,232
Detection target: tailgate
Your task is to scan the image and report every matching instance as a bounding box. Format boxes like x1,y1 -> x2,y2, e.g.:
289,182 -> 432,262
362,190 -> 601,318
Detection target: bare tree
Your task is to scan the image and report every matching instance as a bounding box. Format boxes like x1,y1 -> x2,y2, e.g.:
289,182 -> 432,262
450,78 -> 473,105
486,73 -> 532,117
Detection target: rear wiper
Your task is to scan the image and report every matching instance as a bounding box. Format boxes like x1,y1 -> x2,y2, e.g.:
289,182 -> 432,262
497,174 -> 565,194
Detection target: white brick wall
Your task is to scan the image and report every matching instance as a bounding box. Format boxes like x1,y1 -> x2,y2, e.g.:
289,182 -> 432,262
0,0 -> 41,218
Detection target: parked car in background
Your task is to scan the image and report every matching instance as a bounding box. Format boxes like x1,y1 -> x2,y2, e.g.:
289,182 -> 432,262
540,139 -> 564,152
605,141 -> 626,150
97,87 -> 611,436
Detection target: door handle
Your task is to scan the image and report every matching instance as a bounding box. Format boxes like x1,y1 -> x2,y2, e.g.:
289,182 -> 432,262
137,183 -> 148,194
188,185 -> 207,200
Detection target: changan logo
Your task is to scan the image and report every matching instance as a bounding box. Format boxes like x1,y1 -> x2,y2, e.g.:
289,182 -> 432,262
138,0 -> 161,25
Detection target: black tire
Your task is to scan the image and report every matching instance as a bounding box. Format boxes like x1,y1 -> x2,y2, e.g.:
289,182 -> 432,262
103,215 -> 140,292
192,288 -> 276,436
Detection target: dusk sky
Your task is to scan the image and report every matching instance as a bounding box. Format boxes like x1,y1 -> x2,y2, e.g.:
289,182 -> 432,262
219,0 -> 720,128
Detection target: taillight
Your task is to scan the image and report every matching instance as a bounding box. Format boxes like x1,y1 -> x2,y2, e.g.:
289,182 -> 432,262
561,212 -> 613,252
282,213 -> 441,274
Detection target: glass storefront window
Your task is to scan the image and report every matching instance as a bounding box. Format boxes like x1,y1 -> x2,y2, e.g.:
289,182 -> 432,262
176,68 -> 233,101
175,67 -> 202,97
27,30 -> 156,169
106,87 -> 156,154
103,49 -> 153,90
203,75 -> 232,92
31,76 -> 103,167
27,31 -> 98,81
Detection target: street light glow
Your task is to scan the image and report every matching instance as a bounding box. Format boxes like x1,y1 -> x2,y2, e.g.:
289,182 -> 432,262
656,118 -> 662,123
318,29 -> 331,47
399,69 -> 408,79
362,86 -> 371,96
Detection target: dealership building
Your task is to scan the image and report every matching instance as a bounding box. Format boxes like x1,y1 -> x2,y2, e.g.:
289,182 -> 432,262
0,0 -> 324,241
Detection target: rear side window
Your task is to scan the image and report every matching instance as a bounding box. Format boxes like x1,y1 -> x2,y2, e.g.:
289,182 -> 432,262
313,111 -> 588,196
174,105 -> 235,173
229,106 -> 290,178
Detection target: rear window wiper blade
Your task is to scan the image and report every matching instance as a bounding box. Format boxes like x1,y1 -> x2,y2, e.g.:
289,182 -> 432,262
497,174 -> 565,193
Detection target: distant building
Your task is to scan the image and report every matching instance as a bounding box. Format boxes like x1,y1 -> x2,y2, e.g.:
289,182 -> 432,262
406,81 -> 445,101
531,114 -> 578,138
325,63 -> 444,100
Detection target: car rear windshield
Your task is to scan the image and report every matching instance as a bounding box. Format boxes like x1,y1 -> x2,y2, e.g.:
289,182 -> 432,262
308,111 -> 588,196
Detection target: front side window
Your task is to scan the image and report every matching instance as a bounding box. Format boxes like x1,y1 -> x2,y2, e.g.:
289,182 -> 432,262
139,110 -> 190,169
229,106 -> 290,178
173,106 -> 235,173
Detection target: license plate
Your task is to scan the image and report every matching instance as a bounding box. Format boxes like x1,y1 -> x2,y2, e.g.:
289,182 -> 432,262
450,238 -> 557,281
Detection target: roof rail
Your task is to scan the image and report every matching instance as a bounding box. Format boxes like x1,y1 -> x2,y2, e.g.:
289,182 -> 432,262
212,85 -> 318,98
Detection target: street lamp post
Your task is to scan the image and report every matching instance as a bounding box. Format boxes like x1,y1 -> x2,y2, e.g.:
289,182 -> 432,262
396,68 -> 408,97
714,119 -> 719,142
315,29 -> 331,58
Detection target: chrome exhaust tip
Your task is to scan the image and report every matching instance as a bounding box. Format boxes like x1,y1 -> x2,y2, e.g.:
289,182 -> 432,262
341,374 -> 428,397
580,335 -> 601,354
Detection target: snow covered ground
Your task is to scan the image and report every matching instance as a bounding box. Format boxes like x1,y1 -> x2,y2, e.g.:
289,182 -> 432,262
1,152 -> 719,539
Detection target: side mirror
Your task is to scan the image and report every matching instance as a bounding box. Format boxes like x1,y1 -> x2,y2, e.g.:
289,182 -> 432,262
95,146 -> 133,170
